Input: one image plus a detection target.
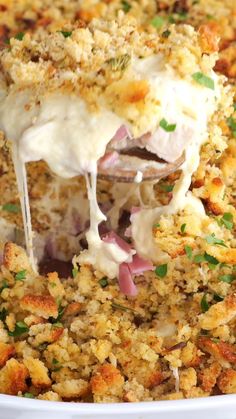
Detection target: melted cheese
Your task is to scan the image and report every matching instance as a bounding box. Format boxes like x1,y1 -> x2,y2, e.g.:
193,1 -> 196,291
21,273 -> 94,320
0,55 -> 222,275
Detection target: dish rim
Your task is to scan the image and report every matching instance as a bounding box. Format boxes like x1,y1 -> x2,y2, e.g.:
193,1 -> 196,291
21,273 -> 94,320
0,394 -> 235,414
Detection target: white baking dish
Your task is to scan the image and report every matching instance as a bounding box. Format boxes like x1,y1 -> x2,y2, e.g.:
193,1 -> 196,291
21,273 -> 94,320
0,394 -> 235,419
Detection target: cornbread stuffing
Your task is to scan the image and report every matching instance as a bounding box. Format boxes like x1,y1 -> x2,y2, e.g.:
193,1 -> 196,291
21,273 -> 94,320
0,0 -> 236,404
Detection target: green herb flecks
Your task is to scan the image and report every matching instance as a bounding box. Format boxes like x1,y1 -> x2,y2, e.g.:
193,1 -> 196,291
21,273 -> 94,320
201,294 -> 209,313
194,252 -> 219,266
162,29 -> 171,38
59,31 -> 72,38
151,16 -> 165,29
0,307 -> 8,321
23,393 -> 35,399
121,0 -> 131,13
159,118 -> 176,132
15,270 -> 27,281
227,117 -> 236,138
213,293 -> 224,302
108,53 -> 131,72
181,223 -> 186,234
184,245 -> 192,260
8,321 -> 29,337
204,252 -> 219,265
155,264 -> 168,278
99,277 -> 108,288
15,32 -> 25,41
49,303 -> 65,324
0,280 -> 9,293
2,203 -> 21,213
160,184 -> 174,192
52,358 -> 62,371
72,267 -> 78,278
219,274 -> 235,284
192,72 -> 215,90
218,212 -> 234,230
205,233 -> 227,248
111,301 -> 137,313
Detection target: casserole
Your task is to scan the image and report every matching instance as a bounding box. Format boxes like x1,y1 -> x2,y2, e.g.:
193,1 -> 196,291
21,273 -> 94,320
0,0 -> 236,412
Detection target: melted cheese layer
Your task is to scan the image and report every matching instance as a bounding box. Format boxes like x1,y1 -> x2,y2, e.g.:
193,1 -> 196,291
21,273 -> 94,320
0,55 -> 222,276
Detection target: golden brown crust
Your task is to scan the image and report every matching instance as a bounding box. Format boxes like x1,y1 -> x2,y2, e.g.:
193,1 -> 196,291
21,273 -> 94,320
23,357 -> 51,389
218,369 -> 236,394
0,342 -> 15,368
198,337 -> 236,366
91,364 -> 124,396
198,362 -> 222,392
0,359 -> 29,395
3,242 -> 32,273
20,294 -> 58,319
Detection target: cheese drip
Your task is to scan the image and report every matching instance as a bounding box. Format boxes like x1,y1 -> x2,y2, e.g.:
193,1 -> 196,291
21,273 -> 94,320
0,55 -> 222,274
12,145 -> 37,271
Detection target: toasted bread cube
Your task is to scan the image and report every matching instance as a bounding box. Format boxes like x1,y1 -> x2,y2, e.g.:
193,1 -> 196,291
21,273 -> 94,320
20,294 -> 58,319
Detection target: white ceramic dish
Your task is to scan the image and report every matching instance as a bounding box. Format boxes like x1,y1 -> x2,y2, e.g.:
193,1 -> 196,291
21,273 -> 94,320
0,394 -> 235,419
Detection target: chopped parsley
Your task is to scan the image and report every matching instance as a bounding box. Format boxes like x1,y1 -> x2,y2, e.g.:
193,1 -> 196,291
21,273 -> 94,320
168,15 -> 176,23
49,304 -> 65,324
15,270 -> 27,281
151,16 -> 165,29
194,252 -> 219,266
193,254 -> 206,263
159,118 -> 176,132
160,184 -> 174,192
181,223 -> 186,234
23,393 -> 35,399
213,293 -> 224,302
219,212 -> 234,230
227,117 -> 236,137
0,279 -> 9,293
121,0 -> 131,13
72,267 -> 78,278
52,358 -> 62,371
2,203 -> 20,213
205,233 -> 227,247
99,277 -> 108,288
0,307 -> 8,321
176,11 -> 188,20
185,245 -> 192,260
108,54 -> 131,72
162,29 -> 171,38
8,321 -> 29,337
111,301 -> 137,313
15,32 -> 25,41
201,293 -> 209,313
204,252 -> 219,265
59,31 -> 72,38
153,223 -> 160,228
192,72 -> 215,90
219,274 -> 235,284
155,264 -> 168,278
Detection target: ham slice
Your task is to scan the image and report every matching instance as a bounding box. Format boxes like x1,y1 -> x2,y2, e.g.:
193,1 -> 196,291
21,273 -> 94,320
102,231 -> 153,297
112,125 -> 130,142
118,262 -> 138,297
128,254 -> 154,275
98,151 -> 119,169
103,231 -> 133,254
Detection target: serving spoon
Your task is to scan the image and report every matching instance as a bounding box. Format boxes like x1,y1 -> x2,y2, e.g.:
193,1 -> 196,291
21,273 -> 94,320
98,148 -> 185,183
